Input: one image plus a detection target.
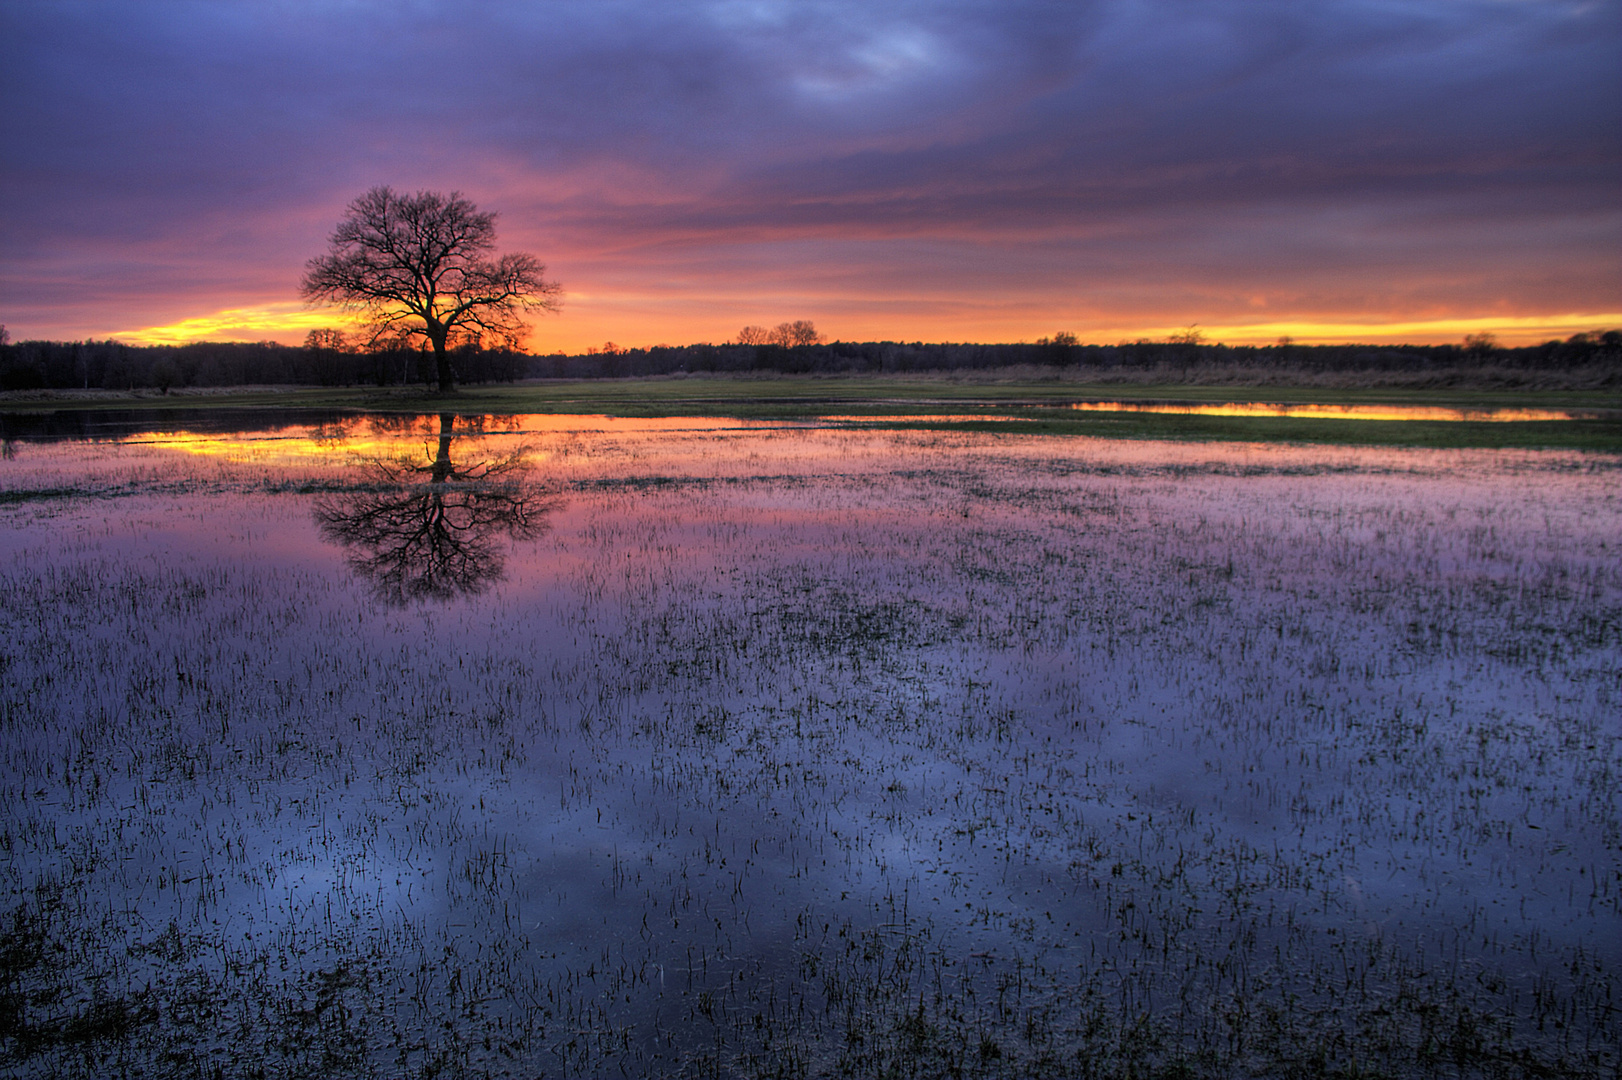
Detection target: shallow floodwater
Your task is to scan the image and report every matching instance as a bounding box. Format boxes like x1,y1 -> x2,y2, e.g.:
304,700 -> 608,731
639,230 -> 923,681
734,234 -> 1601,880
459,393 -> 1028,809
1,414 -> 1618,1078
1065,401 -> 1604,423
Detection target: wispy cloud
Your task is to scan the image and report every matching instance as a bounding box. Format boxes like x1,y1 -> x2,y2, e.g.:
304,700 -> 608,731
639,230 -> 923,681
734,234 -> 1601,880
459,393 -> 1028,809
3,0 -> 1616,346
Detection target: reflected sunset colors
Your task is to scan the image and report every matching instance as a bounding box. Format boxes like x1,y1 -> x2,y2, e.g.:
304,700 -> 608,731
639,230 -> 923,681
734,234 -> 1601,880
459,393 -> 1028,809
0,415 -> 1618,1075
313,414 -> 556,604
1066,401 -> 1598,422
119,413 -> 779,467
110,399 -> 1606,473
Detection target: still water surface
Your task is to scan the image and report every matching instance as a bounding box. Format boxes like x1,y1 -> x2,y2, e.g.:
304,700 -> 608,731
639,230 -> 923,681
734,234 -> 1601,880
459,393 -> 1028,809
1065,401 -> 1601,422
1,413 -> 1618,1077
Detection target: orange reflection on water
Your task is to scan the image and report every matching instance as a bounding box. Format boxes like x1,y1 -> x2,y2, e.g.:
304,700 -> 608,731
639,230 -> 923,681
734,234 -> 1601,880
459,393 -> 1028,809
1068,401 -> 1589,422
129,431 -> 406,462
121,415 -> 780,466
107,400 -> 1600,471
818,414 -> 1035,424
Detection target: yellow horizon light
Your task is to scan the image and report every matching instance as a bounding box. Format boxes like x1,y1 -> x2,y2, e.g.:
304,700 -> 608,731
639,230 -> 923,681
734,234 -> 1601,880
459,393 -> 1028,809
110,304 -> 359,346
1123,314 -> 1622,347
103,301 -> 1622,351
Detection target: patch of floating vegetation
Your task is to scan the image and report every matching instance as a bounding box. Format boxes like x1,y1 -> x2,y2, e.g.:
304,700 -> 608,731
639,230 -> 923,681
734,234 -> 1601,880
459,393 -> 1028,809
0,421 -> 1618,1077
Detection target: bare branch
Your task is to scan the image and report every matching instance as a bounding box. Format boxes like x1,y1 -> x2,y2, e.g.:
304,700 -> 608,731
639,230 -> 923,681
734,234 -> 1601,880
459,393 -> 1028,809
301,187 -> 561,390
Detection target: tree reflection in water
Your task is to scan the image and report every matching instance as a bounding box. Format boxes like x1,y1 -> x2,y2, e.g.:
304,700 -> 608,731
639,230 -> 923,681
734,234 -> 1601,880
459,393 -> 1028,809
315,413 -> 552,603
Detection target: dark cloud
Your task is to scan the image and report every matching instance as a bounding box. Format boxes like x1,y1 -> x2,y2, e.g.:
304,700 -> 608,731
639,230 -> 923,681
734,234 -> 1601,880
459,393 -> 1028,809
2,0 -> 1616,340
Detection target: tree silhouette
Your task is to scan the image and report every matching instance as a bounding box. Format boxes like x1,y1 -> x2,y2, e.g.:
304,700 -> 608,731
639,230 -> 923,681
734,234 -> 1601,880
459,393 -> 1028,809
301,188 -> 562,392
314,414 -> 553,604
1463,332 -> 1498,359
769,320 -> 823,347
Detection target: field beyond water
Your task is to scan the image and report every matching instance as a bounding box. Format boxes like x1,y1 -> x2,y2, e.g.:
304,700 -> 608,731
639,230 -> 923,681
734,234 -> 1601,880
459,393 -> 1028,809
0,412 -> 1618,1077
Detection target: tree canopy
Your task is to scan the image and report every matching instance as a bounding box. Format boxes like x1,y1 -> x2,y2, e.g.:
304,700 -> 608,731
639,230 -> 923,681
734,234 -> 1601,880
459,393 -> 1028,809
301,187 -> 561,391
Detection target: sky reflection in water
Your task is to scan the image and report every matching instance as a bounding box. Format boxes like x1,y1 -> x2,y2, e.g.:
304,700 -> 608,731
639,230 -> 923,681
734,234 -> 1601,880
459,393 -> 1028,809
1,417 -> 1618,1076
1065,401 -> 1600,422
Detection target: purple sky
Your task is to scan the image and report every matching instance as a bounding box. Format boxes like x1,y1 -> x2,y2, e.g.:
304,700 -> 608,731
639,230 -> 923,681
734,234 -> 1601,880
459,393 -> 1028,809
3,0 -> 1618,350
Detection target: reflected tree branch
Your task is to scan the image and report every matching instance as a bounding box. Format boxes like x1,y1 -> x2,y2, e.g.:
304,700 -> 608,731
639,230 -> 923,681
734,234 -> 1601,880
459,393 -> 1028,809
314,414 -> 554,603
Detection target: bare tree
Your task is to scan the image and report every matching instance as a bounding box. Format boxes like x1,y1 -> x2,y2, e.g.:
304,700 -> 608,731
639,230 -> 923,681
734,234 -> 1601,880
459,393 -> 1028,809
302,328 -> 355,386
1035,330 -> 1079,361
768,320 -> 823,347
735,325 -> 769,346
301,187 -> 562,392
1462,332 -> 1498,359
303,328 -> 351,352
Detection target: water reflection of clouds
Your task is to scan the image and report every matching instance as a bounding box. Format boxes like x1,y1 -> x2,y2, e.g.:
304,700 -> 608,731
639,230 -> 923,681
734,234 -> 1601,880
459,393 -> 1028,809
4,416 -> 1619,1073
1067,401 -> 1596,423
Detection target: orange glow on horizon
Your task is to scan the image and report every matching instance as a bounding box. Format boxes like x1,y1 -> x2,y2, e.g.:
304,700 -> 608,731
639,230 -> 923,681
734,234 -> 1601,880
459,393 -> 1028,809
1124,315 -> 1622,348
110,303 -> 362,346
106,301 -> 1622,353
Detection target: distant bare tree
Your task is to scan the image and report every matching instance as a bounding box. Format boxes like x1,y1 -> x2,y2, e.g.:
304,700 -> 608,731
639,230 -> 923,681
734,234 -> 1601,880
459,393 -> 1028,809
1462,332 -> 1498,358
302,328 -> 355,386
735,325 -> 769,346
1035,330 -> 1079,360
301,187 -> 562,392
303,328 -> 351,352
1168,325 -> 1205,346
768,320 -> 823,347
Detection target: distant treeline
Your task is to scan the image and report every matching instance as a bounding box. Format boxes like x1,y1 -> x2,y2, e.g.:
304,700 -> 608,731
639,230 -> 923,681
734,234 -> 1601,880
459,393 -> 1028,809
527,333 -> 1622,382
1,329 -> 1618,391
0,338 -> 526,391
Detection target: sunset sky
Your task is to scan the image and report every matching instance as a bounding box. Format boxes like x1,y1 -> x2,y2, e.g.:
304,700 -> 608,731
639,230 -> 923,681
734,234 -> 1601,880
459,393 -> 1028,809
3,0 -> 1618,352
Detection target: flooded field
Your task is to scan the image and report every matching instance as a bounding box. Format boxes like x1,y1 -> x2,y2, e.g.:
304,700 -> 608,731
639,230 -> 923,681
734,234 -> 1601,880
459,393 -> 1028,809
1,413 -> 1618,1078
1063,402 -> 1605,423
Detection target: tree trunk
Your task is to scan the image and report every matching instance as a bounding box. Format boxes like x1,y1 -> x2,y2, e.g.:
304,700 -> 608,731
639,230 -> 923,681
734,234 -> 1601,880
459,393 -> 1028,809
430,329 -> 455,393
431,413 -> 455,483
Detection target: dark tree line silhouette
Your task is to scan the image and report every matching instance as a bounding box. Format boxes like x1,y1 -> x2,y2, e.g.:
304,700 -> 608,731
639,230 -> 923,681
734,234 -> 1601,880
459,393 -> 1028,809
527,332 -> 1622,381
0,338 -> 528,391
1,330 -> 1617,392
